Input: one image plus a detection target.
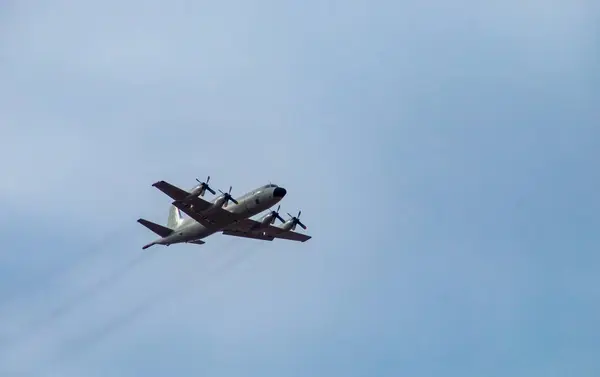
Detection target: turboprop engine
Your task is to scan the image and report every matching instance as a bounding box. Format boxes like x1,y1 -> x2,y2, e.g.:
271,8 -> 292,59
281,210 -> 307,231
185,176 -> 216,200
258,205 -> 285,227
211,186 -> 239,208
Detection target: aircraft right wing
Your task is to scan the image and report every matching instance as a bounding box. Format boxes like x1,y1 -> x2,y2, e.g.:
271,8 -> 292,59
266,228 -> 312,242
221,229 -> 275,241
222,218 -> 312,242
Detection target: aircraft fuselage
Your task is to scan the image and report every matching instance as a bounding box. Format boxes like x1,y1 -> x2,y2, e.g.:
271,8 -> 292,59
155,184 -> 286,246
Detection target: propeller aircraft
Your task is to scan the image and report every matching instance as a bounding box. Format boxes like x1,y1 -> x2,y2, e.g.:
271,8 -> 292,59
137,176 -> 311,249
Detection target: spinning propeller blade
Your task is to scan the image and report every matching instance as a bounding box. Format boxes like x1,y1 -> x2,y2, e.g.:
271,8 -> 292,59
218,185 -> 239,205
194,175 -> 216,195
268,205 -> 285,224
186,175 -> 215,200
287,210 -> 307,230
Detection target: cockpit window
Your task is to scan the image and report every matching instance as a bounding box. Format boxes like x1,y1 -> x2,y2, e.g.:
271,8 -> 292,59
262,184 -> 278,188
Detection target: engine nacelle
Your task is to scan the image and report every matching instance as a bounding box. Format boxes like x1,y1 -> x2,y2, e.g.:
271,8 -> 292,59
258,205 -> 284,229
259,213 -> 275,226
280,219 -> 296,232
279,211 -> 305,231
212,195 -> 228,208
187,184 -> 205,199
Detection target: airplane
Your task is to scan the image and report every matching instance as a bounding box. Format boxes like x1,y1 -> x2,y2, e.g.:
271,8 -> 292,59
137,176 -> 311,249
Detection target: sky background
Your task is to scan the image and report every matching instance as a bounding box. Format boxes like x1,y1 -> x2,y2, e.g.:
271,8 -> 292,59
0,0 -> 599,376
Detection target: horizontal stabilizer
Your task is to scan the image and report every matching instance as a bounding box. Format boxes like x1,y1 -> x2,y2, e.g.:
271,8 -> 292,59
137,218 -> 173,238
187,240 -> 206,245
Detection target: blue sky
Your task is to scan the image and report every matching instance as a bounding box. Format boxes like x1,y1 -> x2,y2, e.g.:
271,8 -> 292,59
0,1 -> 598,376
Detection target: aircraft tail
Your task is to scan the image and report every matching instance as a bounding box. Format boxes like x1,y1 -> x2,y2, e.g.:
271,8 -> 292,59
167,205 -> 184,229
137,218 -> 173,238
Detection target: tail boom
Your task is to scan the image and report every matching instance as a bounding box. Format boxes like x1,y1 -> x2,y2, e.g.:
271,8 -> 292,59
142,241 -> 157,250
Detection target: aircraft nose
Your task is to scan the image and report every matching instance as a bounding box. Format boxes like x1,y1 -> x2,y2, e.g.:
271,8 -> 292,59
273,187 -> 287,198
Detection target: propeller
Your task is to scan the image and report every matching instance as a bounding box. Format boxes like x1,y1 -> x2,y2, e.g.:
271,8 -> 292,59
218,186 -> 239,205
267,205 -> 285,224
287,210 -> 307,230
195,175 -> 216,195
185,175 -> 215,200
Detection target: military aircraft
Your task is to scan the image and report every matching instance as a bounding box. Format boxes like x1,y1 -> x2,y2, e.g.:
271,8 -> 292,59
137,176 -> 311,249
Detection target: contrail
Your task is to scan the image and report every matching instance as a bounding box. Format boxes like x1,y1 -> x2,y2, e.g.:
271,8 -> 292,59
80,244 -> 258,347
45,252 -> 150,321
2,248 -> 157,354
0,226 -> 131,309
44,244 -> 260,372
10,242 -> 259,376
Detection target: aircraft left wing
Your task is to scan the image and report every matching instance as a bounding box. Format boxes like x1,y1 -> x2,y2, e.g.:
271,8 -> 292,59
222,218 -> 312,242
152,181 -> 212,211
152,180 -> 239,228
171,199 -> 241,229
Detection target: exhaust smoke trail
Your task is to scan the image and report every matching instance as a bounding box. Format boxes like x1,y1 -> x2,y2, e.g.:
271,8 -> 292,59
39,243 -> 262,373
77,243 -> 259,348
1,237 -> 257,376
1,248 -> 157,354
0,226 -> 132,310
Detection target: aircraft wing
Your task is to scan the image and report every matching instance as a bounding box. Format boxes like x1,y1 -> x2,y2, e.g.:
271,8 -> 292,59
171,199 -> 241,229
222,230 -> 275,241
152,180 -> 239,228
152,180 -> 212,211
266,229 -> 312,242
222,219 -> 312,242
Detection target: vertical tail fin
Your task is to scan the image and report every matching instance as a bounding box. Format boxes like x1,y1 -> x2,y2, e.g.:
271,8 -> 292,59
167,205 -> 184,229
